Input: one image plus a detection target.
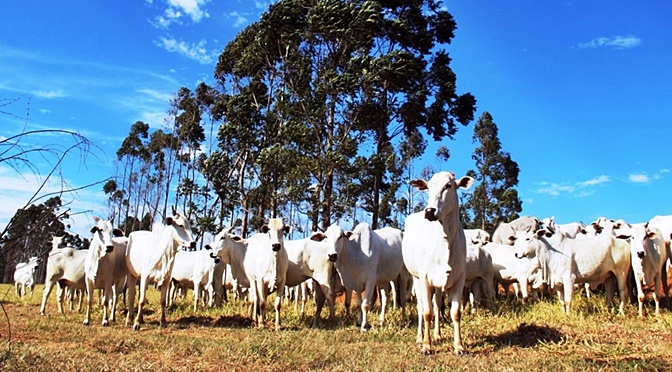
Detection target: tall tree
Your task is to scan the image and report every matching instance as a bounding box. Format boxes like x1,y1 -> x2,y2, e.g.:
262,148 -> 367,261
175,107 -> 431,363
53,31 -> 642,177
211,0 -> 475,232
461,111 -> 522,231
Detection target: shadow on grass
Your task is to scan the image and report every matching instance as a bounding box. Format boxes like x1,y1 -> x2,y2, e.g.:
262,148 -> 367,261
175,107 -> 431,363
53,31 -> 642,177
173,315 -> 253,329
483,322 -> 563,349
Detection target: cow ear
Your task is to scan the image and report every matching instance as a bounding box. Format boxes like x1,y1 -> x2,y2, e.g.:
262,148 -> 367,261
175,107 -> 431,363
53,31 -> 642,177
90,226 -> 99,234
647,231 -> 657,240
231,235 -> 242,242
204,244 -> 211,250
165,217 -> 174,226
261,225 -> 270,234
284,225 -> 291,235
344,231 -> 354,238
457,176 -> 474,190
409,179 -> 428,191
112,229 -> 124,237
535,229 -> 546,238
310,233 -> 325,242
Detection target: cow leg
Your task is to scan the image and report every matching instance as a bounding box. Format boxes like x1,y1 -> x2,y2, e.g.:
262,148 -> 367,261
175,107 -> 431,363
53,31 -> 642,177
379,286 -> 388,327
432,290 -> 443,341
83,280 -> 94,326
274,282 -> 284,332
417,278 -> 433,354
300,282 -> 307,317
77,288 -> 84,312
159,283 -> 169,328
654,273 -> 664,315
449,286 -> 467,356
133,276 -> 149,331
126,275 -> 137,328
193,282 -> 200,313
102,283 -> 112,326
356,288 -> 369,332
41,280 -> 56,316
110,283 -> 118,322
518,279 -> 529,304
344,289 -> 352,318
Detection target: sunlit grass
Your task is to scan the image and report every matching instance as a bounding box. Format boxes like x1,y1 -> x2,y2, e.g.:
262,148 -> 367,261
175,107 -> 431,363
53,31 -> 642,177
1,283 -> 671,371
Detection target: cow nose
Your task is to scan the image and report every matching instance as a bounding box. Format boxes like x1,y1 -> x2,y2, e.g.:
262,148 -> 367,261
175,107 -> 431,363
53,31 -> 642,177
105,245 -> 114,253
637,251 -> 645,259
328,253 -> 338,262
515,252 -> 523,259
190,241 -> 197,249
272,243 -> 281,251
214,258 -> 221,264
424,208 -> 437,221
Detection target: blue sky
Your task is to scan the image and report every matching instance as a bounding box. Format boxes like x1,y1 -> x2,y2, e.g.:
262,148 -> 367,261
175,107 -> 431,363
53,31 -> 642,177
1,1 -> 671,237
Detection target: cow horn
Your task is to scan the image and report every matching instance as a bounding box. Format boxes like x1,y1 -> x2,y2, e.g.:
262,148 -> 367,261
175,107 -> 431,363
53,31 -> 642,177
171,205 -> 177,216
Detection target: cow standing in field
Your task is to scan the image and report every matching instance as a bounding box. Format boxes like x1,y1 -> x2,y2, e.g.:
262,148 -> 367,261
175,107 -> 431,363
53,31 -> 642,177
284,236 -> 338,321
402,171 -> 473,355
244,218 -> 290,331
14,256 -> 40,298
41,236 -> 88,316
317,222 -> 408,332
629,223 -> 668,317
483,239 -> 543,303
83,217 -> 126,326
463,242 -> 496,312
169,241 -> 226,312
125,209 -> 196,330
515,229 -> 631,315
491,216 -> 540,245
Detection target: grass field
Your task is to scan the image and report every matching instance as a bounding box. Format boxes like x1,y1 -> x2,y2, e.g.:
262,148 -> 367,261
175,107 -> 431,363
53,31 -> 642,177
1,283 -> 671,371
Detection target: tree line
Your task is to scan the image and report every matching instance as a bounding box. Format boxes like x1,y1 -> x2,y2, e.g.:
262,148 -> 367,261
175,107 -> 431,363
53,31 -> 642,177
0,1 -> 522,283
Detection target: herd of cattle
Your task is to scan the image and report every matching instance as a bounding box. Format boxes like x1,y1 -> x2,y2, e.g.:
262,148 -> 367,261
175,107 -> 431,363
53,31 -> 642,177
12,171 -> 672,355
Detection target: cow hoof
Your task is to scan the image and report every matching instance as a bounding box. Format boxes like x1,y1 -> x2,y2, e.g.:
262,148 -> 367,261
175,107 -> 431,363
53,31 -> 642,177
83,320 -> 90,326
133,323 -> 141,331
102,320 -> 109,327
421,348 -> 434,355
454,349 -> 469,356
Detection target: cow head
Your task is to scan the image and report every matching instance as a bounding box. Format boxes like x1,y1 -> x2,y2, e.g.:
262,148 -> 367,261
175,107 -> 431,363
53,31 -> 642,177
513,229 -> 545,259
90,216 -> 116,254
207,234 -> 227,264
260,218 -> 290,252
51,235 -> 66,250
310,224 -> 352,263
165,211 -> 196,250
409,172 -> 473,223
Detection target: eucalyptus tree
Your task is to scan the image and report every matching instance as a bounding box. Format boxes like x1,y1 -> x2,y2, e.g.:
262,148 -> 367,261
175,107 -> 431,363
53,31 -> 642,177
352,1 -> 476,228
461,111 -> 522,231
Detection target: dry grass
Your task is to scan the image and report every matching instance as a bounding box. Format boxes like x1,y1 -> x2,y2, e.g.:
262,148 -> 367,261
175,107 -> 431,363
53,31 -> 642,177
1,284 -> 672,371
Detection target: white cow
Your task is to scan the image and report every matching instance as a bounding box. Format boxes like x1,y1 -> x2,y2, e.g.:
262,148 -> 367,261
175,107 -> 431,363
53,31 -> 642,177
284,236 -> 337,321
630,223 -> 668,317
169,242 -> 225,312
464,229 -> 491,246
402,171 -> 473,355
14,256 -> 40,297
244,218 -> 290,331
83,217 -> 126,326
463,243 -> 496,312
125,209 -> 196,330
317,222 -> 408,332
41,238 -> 88,316
515,229 -> 631,314
482,239 -> 542,303
491,216 -> 540,246
542,216 -> 588,239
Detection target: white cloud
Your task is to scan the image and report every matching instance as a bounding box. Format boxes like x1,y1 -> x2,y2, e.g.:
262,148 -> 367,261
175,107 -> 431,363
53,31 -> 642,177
629,174 -> 650,183
537,175 -> 611,197
154,37 -> 215,64
578,35 -> 642,50
39,109 -> 51,114
151,0 -> 210,29
32,89 -> 67,99
579,175 -> 610,187
228,11 -> 249,28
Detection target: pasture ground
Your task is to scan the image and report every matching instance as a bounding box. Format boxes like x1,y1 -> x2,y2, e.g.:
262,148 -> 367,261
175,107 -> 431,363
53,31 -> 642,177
1,283 -> 672,371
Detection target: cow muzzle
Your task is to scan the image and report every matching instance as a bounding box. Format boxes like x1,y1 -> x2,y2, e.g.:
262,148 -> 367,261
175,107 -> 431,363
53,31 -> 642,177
424,207 -> 437,221
190,241 -> 197,249
637,251 -> 645,259
328,253 -> 338,262
515,252 -> 525,259
272,243 -> 281,252
210,252 -> 221,264
105,245 -> 114,253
